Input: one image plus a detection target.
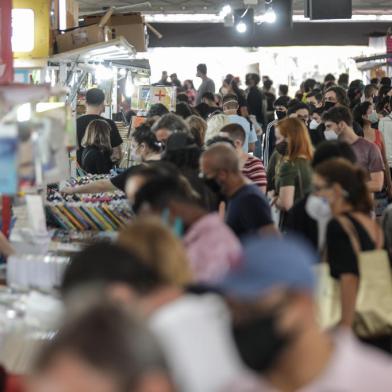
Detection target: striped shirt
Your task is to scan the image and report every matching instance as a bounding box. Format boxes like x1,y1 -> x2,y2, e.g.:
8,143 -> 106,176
242,155 -> 267,189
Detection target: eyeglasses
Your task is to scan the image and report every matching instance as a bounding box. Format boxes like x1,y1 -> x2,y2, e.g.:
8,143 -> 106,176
312,184 -> 331,193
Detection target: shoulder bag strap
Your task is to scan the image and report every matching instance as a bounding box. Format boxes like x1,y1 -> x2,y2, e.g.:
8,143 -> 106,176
373,220 -> 385,249
335,215 -> 362,256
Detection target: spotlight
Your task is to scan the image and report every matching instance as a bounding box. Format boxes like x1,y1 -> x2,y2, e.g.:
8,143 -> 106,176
234,8 -> 254,34
264,6 -> 276,23
236,21 -> 247,33
220,4 -> 232,17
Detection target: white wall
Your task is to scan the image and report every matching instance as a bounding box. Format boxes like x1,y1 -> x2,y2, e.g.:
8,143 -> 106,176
141,46 -> 373,94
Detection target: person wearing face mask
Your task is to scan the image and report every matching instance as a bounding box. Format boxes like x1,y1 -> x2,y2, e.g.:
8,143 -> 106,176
314,158 -> 392,352
129,126 -> 162,164
286,141 -> 357,252
309,106 -> 324,132
263,96 -> 291,168
218,236 -> 392,392
353,101 -> 392,201
222,94 -> 257,153
273,118 -> 314,231
323,106 -> 384,193
200,144 -> 275,238
306,90 -> 323,109
132,178 -> 242,284
322,86 -> 364,138
287,100 -> 325,147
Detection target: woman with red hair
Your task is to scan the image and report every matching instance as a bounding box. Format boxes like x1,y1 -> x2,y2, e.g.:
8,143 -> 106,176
273,117 -> 314,229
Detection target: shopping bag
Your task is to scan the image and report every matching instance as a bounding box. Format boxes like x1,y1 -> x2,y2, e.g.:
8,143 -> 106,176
316,215 -> 392,338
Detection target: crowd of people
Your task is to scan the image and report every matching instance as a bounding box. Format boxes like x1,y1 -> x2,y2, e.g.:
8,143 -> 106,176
5,67 -> 392,391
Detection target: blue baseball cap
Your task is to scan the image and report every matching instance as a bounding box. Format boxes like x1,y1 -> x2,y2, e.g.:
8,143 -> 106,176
217,236 -> 317,299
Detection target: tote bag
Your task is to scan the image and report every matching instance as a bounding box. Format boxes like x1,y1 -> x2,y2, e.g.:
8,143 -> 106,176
316,215 -> 392,338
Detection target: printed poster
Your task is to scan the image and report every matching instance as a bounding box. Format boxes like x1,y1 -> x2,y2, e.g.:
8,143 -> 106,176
0,0 -> 13,84
131,86 -> 176,112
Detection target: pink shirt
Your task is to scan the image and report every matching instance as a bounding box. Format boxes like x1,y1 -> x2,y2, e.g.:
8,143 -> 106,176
226,329 -> 392,392
183,213 -> 242,283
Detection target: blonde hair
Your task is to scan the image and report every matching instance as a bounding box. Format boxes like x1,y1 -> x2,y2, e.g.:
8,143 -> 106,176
81,119 -> 112,152
186,115 -> 207,147
276,117 -> 313,161
117,217 -> 192,286
205,113 -> 230,142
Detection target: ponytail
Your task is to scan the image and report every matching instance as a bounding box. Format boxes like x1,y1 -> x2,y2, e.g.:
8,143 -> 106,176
315,158 -> 373,214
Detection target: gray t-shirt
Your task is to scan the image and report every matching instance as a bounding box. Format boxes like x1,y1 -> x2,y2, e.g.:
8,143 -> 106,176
196,77 -> 216,105
351,137 -> 384,175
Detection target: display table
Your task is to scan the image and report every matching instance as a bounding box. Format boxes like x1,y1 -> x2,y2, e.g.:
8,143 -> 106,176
0,288 -> 61,373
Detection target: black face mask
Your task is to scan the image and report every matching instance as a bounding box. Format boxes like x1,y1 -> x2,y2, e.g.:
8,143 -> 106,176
203,177 -> 221,194
233,309 -> 293,373
275,141 -> 288,156
323,101 -> 336,112
276,110 -> 286,120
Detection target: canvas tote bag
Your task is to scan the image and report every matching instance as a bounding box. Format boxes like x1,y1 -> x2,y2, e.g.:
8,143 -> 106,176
316,215 -> 392,338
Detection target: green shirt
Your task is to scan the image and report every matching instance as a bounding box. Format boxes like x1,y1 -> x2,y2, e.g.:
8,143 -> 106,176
275,158 -> 313,203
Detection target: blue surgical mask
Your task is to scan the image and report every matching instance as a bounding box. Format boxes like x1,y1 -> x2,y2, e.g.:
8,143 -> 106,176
367,111 -> 379,124
161,208 -> 184,238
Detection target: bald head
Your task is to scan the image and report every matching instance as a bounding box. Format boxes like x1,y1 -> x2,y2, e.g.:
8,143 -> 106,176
201,143 -> 240,174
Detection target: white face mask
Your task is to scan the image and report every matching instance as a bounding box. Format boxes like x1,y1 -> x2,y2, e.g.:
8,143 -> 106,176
130,146 -> 142,163
305,195 -> 332,221
309,119 -> 320,130
324,130 -> 338,141
305,195 -> 332,250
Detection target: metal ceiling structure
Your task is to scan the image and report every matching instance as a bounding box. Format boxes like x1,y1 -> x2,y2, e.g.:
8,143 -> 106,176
77,0 -> 392,15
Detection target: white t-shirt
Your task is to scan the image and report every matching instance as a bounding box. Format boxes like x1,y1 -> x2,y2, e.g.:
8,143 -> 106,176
379,114 -> 392,167
228,115 -> 258,153
225,329 -> 392,392
149,294 -> 244,392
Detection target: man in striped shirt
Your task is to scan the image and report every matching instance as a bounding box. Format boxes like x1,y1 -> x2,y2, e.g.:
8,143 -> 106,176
220,123 -> 267,194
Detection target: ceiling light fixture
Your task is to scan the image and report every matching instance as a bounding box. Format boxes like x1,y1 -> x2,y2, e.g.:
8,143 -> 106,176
220,4 -> 232,17
236,21 -> 247,33
264,6 -> 277,23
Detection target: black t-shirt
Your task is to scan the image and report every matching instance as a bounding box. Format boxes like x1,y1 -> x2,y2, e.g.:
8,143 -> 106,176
81,146 -> 114,175
247,86 -> 265,125
76,114 -> 123,165
327,214 -> 375,279
286,194 -> 318,251
226,184 -> 273,238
